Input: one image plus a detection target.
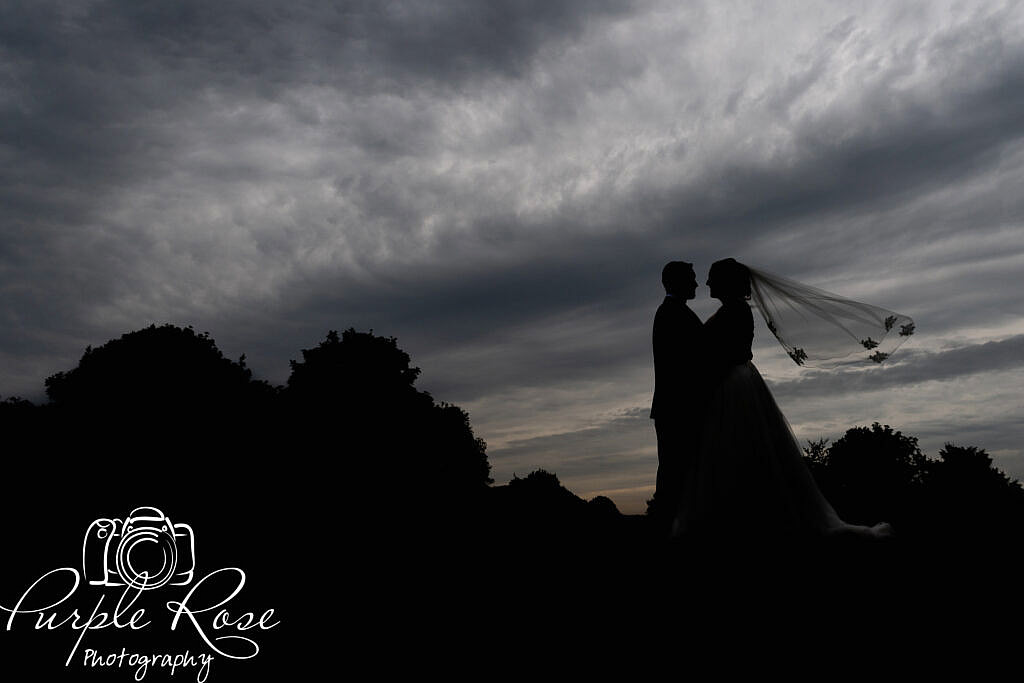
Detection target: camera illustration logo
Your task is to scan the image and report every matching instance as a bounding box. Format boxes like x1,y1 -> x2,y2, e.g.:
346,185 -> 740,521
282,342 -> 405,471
83,507 -> 195,590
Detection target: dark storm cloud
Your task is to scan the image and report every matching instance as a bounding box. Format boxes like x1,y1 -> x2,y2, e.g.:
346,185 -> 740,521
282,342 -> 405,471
0,0 -> 637,396
639,35 -> 1024,264
315,4 -> 1024,345
338,0 -> 639,92
0,0 -> 626,222
2,1 -> 1023,508
281,23 -> 1024,400
1,0 -> 628,99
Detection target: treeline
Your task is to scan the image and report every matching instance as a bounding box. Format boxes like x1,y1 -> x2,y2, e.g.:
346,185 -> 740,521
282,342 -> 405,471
803,425 -> 1024,541
2,324 -> 1021,548
0,324 -> 491,510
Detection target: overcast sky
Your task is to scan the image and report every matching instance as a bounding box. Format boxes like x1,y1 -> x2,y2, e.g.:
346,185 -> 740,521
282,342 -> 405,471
3,1 -> 1023,512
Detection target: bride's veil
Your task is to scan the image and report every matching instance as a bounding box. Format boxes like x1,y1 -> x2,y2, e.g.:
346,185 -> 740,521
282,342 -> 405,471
746,265 -> 915,368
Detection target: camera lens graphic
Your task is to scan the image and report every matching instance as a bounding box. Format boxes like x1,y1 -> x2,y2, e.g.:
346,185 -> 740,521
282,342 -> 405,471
115,526 -> 178,590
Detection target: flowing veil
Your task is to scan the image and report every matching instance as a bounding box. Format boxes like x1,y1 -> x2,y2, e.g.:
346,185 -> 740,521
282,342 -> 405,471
747,266 -> 915,368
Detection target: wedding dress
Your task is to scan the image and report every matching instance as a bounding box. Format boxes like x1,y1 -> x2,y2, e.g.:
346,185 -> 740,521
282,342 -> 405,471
672,263 -> 912,540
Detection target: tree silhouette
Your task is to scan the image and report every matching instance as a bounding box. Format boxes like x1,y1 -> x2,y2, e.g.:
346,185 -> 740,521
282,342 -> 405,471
284,328 -> 492,501
802,436 -> 831,484
285,329 -> 422,406
44,323 -> 275,417
0,396 -> 43,459
804,425 -> 1024,542
808,423 -> 928,529
924,443 -> 1024,539
933,443 -> 1019,490
23,324 -> 280,500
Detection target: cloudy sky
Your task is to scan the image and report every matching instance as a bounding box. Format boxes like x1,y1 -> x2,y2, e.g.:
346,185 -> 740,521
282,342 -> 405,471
3,1 -> 1023,513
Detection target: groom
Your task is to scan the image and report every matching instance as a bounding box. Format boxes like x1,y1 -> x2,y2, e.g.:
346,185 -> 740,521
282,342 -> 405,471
650,261 -> 706,537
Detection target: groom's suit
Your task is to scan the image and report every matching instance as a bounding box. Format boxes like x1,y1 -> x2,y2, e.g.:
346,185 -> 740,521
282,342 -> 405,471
650,294 -> 706,532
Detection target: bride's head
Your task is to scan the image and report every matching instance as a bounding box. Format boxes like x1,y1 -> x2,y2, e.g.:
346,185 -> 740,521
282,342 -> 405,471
707,258 -> 751,302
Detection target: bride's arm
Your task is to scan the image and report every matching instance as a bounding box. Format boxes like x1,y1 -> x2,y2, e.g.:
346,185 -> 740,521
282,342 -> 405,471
704,304 -> 753,385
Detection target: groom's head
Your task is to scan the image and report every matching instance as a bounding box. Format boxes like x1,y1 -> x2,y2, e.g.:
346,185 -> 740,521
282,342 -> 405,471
662,261 -> 697,300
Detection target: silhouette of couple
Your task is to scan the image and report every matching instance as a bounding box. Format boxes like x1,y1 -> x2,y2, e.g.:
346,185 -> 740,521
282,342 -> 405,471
650,258 -> 893,541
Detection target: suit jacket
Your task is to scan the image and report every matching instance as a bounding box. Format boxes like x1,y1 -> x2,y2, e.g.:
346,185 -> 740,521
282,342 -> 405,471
650,295 -> 705,421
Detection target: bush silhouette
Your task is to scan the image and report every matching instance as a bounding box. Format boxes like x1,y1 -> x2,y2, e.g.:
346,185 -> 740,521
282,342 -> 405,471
506,469 -> 586,511
587,495 -> 621,518
485,469 -> 625,554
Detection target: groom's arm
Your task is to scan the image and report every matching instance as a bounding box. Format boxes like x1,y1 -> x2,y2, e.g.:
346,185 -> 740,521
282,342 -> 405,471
652,304 -> 686,415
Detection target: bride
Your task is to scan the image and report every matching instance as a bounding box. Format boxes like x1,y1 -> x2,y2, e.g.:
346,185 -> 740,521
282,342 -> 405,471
672,258 -> 912,541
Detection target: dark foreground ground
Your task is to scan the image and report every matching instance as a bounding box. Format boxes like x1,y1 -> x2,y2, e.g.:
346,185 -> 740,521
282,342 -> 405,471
4,452 -> 1018,678
363,510 -> 1024,669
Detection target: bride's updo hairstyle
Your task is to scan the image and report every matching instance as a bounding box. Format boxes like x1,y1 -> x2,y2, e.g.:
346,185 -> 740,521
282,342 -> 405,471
709,258 -> 751,299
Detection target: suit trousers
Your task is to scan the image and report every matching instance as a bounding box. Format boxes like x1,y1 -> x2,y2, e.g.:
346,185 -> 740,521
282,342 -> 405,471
653,416 -> 699,533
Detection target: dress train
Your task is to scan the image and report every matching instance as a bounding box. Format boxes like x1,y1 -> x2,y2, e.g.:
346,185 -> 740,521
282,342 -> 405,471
672,362 -> 892,540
